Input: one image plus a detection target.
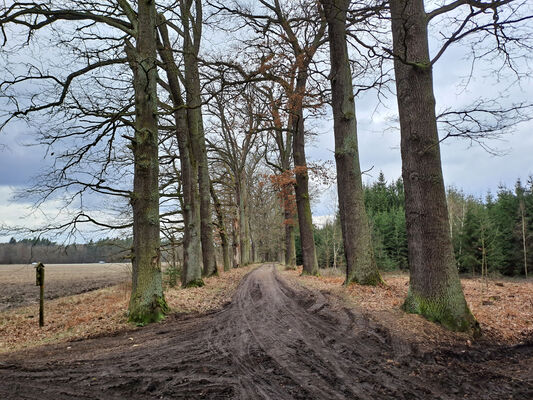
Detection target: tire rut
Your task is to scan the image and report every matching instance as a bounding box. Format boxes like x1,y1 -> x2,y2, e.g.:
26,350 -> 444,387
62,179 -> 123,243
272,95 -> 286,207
0,264 -> 531,399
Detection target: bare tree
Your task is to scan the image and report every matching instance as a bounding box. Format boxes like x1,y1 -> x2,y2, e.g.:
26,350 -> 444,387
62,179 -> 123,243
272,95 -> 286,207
210,0 -> 328,275
156,15 -> 205,286
179,0 -> 218,277
262,84 -> 298,269
320,0 -> 383,285
0,0 -> 169,322
125,0 -> 168,322
388,0 -> 532,332
206,84 -> 264,266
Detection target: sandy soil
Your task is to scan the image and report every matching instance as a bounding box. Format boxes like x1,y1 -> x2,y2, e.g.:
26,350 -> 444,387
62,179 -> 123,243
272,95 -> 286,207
0,263 -> 130,312
0,264 -> 531,399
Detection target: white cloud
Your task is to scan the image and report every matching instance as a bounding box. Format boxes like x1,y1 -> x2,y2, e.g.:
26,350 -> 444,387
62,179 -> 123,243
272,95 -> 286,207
0,186 -> 129,243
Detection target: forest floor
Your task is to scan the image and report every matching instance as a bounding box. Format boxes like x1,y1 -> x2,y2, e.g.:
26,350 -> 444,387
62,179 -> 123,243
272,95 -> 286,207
0,264 -> 531,399
281,268 -> 533,347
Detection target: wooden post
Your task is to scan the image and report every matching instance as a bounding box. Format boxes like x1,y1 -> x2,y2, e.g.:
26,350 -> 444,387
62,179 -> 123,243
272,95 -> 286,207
35,262 -> 45,327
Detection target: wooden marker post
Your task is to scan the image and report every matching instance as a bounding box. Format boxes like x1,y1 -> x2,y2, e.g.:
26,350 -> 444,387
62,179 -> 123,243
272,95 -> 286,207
35,262 -> 45,327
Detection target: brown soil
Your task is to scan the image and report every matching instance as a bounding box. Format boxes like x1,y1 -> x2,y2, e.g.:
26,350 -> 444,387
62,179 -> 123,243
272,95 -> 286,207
0,263 -> 130,312
0,264 -> 531,399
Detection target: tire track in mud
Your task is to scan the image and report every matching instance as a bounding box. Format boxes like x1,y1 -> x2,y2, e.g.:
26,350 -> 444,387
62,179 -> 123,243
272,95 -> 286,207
1,264 -> 531,399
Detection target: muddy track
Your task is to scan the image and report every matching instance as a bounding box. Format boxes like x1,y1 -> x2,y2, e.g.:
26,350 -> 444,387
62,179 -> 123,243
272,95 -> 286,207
1,264 -> 531,399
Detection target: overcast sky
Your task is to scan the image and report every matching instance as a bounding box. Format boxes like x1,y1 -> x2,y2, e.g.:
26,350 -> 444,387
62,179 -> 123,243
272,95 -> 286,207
1,2 -> 532,242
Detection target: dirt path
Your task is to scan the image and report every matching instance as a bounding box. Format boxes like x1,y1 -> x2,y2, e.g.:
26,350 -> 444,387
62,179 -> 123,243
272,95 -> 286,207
0,264 -> 531,399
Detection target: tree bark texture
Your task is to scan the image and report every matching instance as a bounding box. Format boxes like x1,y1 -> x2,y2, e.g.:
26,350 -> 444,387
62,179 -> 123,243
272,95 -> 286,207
292,74 -> 319,276
284,204 -> 297,269
322,0 -> 383,286
127,0 -> 167,324
232,216 -> 241,268
157,19 -> 204,287
236,178 -> 251,266
210,183 -> 231,271
390,0 -> 478,333
181,1 -> 217,278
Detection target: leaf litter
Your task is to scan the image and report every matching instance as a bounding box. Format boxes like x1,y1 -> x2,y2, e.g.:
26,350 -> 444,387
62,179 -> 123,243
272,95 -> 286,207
281,267 -> 532,347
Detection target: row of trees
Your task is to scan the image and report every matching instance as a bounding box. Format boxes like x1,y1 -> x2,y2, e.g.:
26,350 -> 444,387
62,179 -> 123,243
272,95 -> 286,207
450,179 -> 532,278
0,237 -> 132,264
315,173 -> 532,278
0,0 -> 531,333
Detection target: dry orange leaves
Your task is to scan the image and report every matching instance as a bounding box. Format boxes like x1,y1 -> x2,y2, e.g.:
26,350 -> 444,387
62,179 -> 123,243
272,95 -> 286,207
282,267 -> 533,346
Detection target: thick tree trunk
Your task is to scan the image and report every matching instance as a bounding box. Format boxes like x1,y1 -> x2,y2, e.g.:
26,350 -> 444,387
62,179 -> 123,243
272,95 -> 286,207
210,183 -> 231,271
127,0 -> 167,324
157,19 -> 204,287
292,75 -> 319,276
390,0 -> 478,333
322,0 -> 382,285
176,109 -> 204,287
181,2 -> 217,278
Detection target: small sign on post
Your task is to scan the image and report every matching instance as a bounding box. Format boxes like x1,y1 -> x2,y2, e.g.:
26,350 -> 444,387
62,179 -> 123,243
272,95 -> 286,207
35,262 -> 45,327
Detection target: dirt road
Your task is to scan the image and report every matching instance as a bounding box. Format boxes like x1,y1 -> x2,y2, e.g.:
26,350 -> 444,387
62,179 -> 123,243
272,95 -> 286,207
0,264 -> 531,399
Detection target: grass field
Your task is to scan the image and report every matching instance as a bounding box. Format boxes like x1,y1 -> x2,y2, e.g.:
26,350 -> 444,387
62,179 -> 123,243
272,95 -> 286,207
0,263 -> 130,312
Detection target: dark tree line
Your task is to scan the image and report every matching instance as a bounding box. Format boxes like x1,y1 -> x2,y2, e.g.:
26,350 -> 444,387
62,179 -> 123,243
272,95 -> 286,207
314,173 -> 532,278
450,178 -> 532,278
0,237 -> 132,264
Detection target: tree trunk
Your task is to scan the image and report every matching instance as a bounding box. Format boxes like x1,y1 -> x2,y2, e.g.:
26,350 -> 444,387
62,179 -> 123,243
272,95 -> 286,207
270,98 -> 297,269
157,18 -> 204,287
292,74 -> 319,275
127,0 -> 167,324
322,0 -> 383,285
210,183 -> 231,271
232,216 -> 241,268
181,1 -> 217,278
390,0 -> 479,333
249,217 -> 257,263
520,199 -> 528,278
236,179 -> 251,266
284,203 -> 297,269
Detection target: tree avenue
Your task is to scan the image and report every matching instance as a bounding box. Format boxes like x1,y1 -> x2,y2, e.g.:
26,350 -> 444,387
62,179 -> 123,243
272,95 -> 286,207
0,0 -> 531,335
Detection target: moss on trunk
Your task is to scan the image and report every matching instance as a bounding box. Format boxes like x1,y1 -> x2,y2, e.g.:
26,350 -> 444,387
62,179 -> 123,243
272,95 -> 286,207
403,289 -> 480,335
182,278 -> 205,288
129,294 -> 169,326
390,0 -> 478,334
127,0 -> 167,326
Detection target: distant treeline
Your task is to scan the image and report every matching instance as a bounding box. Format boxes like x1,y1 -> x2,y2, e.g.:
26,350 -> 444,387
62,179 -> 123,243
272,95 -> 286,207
313,173 -> 532,277
0,237 -> 133,264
